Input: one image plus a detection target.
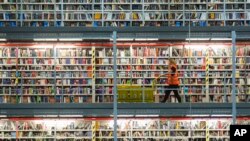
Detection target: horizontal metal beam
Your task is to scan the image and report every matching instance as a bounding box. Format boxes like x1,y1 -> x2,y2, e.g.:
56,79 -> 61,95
0,27 -> 250,41
0,26 -> 249,33
0,103 -> 249,117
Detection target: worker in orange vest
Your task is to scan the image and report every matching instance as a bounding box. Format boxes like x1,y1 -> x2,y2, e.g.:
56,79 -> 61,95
161,59 -> 181,103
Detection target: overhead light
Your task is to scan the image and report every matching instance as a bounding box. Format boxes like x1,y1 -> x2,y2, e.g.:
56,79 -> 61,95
145,38 -> 159,41
211,38 -> 232,41
117,38 -> 134,41
0,39 -> 6,41
0,115 -> 7,117
110,115 -> 134,117
135,38 -> 159,41
110,38 -> 134,41
135,115 -> 159,117
118,115 -> 134,117
34,115 -> 58,117
211,114 -> 232,117
59,38 -> 83,41
59,115 -> 83,117
186,114 -> 210,117
186,38 -> 210,41
135,38 -> 144,41
83,37 -> 110,40
34,38 -> 57,41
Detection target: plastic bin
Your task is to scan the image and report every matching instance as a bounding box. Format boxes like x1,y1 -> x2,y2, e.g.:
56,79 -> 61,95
118,85 -> 154,103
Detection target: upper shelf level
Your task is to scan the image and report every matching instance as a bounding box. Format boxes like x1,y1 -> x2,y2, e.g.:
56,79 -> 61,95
0,0 -> 250,27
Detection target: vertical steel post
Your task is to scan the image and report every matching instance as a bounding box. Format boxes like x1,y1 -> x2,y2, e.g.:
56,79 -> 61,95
232,31 -> 237,124
142,0 -> 145,26
20,0 -> 23,27
113,31 -> 118,141
101,0 -> 104,26
61,0 -> 64,26
223,0 -> 226,26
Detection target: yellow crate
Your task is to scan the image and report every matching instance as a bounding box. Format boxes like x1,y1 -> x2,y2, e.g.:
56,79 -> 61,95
117,85 -> 154,103
143,88 -> 154,102
117,85 -> 129,102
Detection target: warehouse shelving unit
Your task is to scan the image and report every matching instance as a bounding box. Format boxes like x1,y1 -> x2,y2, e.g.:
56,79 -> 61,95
0,42 -> 249,103
0,0 -> 250,27
0,117 -> 250,140
0,26 -> 249,140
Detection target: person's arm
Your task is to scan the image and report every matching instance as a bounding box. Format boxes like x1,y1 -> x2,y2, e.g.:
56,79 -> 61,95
155,73 -> 168,80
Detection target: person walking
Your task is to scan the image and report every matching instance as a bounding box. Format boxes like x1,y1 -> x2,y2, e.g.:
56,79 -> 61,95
160,59 -> 182,103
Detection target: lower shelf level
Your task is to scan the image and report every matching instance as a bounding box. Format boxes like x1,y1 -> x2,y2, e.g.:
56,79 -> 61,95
0,117 -> 246,141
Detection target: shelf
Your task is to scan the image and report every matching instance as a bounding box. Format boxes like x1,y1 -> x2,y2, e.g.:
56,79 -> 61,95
57,129 -> 91,131
17,137 -> 55,139
0,116 -> 244,140
56,70 -> 92,72
55,64 -> 92,66
209,136 -> 230,138
18,94 -> 91,96
57,57 -> 92,58
0,1 -> 249,27
0,40 -> 249,104
209,129 -> 229,131
21,84 -> 54,86
19,70 -> 55,72
56,137 -> 75,139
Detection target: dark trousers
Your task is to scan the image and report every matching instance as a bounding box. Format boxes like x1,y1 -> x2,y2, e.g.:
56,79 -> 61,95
161,85 -> 181,103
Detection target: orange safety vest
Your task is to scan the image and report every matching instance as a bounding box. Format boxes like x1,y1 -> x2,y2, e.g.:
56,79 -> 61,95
167,64 -> 180,85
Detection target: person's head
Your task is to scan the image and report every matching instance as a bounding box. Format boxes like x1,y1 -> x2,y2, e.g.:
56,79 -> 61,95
169,59 -> 176,65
